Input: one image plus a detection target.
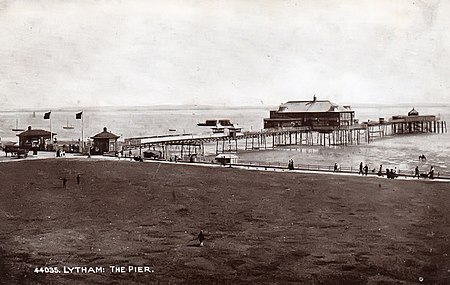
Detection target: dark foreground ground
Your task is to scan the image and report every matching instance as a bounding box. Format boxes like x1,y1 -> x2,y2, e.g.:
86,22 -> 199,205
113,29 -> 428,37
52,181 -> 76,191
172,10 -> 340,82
0,159 -> 449,284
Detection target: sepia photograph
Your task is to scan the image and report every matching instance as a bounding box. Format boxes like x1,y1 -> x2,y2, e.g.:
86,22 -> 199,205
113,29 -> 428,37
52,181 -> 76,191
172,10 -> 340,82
1,0 -> 449,284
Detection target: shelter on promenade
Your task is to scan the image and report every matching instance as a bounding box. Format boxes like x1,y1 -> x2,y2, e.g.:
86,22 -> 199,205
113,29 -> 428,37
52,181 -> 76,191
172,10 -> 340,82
90,127 -> 120,155
17,126 -> 56,151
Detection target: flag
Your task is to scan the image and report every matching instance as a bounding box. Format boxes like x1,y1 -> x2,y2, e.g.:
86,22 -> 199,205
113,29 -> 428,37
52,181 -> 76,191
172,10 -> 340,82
43,112 -> 51,119
76,112 -> 83,120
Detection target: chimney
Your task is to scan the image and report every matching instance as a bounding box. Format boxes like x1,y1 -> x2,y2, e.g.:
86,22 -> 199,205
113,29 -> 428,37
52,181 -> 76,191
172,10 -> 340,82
103,127 -> 107,132
313,94 -> 317,102
28,126 -> 31,131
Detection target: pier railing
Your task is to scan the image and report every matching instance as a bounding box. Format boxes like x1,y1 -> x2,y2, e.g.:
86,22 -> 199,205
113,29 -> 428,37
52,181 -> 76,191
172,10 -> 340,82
222,160 -> 446,179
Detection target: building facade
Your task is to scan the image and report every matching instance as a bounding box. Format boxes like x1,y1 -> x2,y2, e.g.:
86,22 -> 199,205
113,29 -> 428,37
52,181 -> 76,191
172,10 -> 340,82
90,127 -> 120,155
264,96 -> 355,131
17,126 -> 56,151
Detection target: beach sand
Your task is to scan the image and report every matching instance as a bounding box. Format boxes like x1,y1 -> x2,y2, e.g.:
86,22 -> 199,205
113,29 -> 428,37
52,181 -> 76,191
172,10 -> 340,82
1,159 -> 449,284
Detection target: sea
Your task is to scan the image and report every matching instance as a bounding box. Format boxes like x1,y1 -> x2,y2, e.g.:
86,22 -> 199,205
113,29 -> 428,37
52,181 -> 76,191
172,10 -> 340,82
0,104 -> 449,176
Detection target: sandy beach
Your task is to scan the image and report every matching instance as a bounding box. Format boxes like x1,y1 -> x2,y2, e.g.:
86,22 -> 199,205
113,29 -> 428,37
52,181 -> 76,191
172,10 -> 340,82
0,159 -> 449,284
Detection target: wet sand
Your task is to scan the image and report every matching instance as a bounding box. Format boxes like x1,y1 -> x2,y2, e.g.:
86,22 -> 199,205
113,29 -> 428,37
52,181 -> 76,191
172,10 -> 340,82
1,159 -> 450,284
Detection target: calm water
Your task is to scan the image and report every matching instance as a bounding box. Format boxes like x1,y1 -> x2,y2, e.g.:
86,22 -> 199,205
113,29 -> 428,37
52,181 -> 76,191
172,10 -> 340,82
1,105 -> 449,175
0,107 -> 269,142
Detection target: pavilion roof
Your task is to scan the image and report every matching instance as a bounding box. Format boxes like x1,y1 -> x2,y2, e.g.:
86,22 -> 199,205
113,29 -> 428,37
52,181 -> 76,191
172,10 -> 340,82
91,127 -> 120,139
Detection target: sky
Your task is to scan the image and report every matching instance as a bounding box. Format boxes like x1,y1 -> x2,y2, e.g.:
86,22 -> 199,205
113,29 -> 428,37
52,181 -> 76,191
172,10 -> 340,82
1,0 -> 449,109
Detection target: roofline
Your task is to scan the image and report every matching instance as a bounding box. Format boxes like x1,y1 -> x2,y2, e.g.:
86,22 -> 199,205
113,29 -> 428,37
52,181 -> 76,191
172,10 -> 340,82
283,100 -> 332,104
90,134 -> 120,139
17,130 -> 57,137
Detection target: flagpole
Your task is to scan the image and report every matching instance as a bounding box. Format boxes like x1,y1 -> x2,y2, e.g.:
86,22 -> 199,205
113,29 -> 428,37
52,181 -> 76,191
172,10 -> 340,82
81,111 -> 84,153
50,112 -> 52,146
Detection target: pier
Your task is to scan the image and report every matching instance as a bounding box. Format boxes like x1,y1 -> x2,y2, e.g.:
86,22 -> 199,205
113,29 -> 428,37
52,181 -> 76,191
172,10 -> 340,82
123,114 -> 447,161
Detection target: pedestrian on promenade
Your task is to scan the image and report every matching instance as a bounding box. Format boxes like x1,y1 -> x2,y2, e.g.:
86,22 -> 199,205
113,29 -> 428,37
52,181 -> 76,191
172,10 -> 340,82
359,162 -> 364,175
429,166 -> 435,179
288,159 -> 294,170
414,166 -> 420,179
363,165 -> 369,176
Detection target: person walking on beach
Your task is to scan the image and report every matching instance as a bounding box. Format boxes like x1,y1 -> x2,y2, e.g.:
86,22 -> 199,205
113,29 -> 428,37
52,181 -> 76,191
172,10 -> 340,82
414,166 -> 420,179
359,162 -> 364,175
76,174 -> 81,184
62,177 -> 67,188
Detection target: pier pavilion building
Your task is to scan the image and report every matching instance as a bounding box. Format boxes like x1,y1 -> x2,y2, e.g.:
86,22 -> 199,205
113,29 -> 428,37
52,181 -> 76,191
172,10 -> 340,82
264,96 -> 355,131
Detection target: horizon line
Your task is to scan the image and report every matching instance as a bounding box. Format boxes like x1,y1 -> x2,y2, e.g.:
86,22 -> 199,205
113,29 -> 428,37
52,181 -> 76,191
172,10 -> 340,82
0,102 -> 449,112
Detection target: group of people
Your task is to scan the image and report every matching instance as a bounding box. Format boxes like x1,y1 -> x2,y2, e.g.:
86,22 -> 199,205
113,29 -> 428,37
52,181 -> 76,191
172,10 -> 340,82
56,149 -> 66,157
413,165 -> 435,179
358,162 -> 369,176
285,155 -> 437,180
370,161 -> 436,180
375,164 -> 399,179
385,167 -> 398,179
